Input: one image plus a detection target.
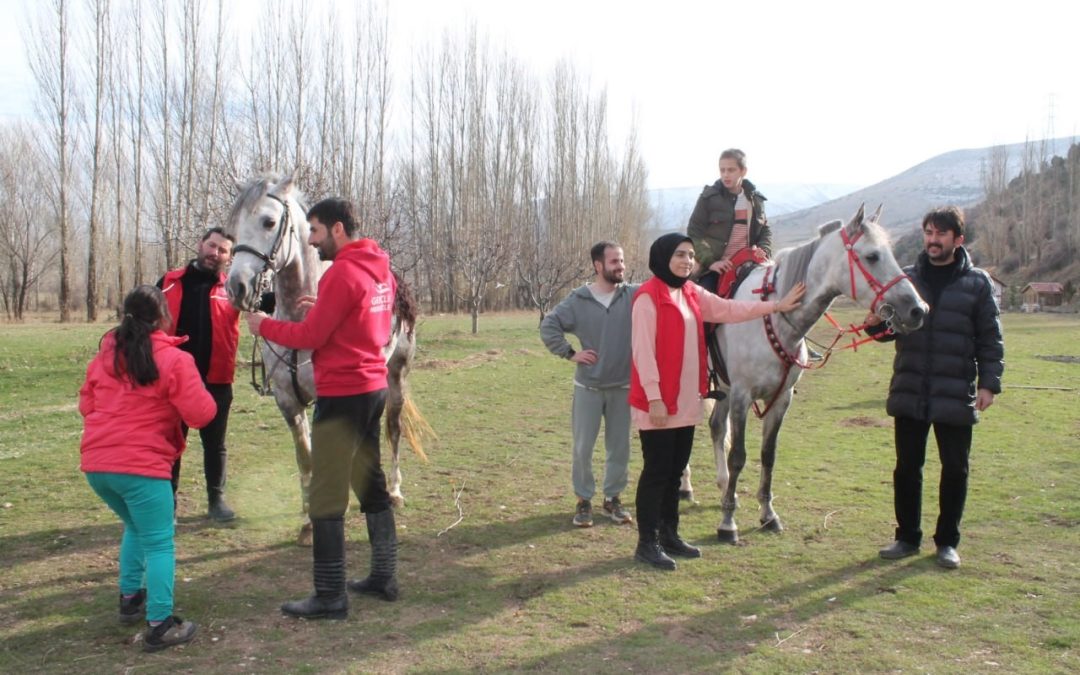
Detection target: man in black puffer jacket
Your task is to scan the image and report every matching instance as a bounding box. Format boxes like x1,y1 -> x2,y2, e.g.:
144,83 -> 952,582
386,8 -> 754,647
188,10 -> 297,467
867,206 -> 1004,570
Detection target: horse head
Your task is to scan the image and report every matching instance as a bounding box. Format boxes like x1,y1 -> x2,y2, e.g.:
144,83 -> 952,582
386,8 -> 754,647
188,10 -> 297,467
832,204 -> 928,334
225,171 -> 309,312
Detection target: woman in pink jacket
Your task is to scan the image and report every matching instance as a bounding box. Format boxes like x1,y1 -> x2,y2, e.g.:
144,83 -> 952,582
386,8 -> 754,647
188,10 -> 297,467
79,285 -> 216,651
628,234 -> 804,570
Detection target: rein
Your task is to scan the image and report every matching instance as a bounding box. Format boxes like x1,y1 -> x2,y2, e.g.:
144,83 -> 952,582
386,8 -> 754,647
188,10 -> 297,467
744,228 -> 906,418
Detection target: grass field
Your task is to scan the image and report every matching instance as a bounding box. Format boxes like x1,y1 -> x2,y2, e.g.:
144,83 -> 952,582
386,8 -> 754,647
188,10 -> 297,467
1,308 -> 1078,673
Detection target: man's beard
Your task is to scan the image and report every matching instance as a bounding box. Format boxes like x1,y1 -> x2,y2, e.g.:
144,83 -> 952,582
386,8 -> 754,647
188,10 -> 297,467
602,268 -> 623,284
196,254 -> 225,273
926,244 -> 953,263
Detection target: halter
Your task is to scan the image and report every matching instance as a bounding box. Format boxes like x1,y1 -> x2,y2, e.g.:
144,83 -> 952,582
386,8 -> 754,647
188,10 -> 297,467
230,192 -> 311,405
840,225 -> 910,320
231,192 -> 296,312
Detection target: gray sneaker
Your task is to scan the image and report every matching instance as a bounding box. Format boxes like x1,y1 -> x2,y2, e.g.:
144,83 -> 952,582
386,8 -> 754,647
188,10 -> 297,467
572,500 -> 593,528
602,496 -> 633,524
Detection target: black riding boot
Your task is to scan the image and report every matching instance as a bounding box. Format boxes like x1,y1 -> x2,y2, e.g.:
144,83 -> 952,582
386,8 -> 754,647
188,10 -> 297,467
347,509 -> 399,601
281,517 -> 349,619
206,453 -> 235,522
660,521 -> 702,558
634,530 -> 677,571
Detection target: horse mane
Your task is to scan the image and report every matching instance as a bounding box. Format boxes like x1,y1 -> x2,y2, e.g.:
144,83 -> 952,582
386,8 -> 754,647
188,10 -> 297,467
772,236 -> 822,296
226,173 -> 309,234
392,269 -> 419,334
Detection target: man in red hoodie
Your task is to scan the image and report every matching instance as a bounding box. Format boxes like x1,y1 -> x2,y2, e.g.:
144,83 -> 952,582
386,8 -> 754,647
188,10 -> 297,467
246,198 -> 397,620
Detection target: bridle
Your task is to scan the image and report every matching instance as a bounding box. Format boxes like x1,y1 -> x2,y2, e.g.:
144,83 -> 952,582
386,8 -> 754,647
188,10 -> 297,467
735,225 -> 913,418
230,192 -> 296,312
230,192 -> 311,405
840,225 -> 911,326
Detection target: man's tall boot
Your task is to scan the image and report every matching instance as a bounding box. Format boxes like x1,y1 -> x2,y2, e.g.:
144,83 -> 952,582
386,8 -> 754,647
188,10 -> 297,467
347,509 -> 399,601
659,519 -> 702,558
206,454 -> 235,522
281,517 -> 349,619
634,530 -> 676,571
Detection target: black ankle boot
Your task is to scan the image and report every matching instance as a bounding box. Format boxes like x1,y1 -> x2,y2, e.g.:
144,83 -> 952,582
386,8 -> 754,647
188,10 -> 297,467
634,533 -> 677,571
348,509 -> 399,601
660,523 -> 702,558
207,490 -> 235,522
282,517 -> 348,619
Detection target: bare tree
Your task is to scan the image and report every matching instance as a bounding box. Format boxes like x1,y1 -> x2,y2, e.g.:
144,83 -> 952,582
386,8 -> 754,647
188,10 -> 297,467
84,0 -> 113,320
0,127 -> 60,319
27,0 -> 78,321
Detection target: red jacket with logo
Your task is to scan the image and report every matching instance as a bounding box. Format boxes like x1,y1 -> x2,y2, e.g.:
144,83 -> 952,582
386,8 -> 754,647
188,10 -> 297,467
259,238 -> 394,397
160,266 -> 241,384
628,277 -> 707,415
80,331 -> 218,479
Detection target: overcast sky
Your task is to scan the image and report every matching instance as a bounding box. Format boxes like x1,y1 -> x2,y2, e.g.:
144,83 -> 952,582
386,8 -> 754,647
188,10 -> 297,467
4,0 -> 1078,189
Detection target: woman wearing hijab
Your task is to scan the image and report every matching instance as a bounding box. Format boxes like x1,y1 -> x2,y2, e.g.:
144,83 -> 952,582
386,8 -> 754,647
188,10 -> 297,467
629,233 -> 804,570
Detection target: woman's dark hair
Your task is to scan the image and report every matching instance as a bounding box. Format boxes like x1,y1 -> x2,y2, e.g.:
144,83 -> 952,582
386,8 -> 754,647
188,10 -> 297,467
111,285 -> 170,386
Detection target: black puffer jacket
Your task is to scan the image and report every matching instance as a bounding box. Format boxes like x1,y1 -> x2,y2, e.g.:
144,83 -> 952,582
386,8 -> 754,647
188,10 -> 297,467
871,247 -> 1004,425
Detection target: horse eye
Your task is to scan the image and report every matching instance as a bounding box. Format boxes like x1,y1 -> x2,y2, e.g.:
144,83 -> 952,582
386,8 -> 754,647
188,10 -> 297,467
865,252 -> 880,264
261,217 -> 276,230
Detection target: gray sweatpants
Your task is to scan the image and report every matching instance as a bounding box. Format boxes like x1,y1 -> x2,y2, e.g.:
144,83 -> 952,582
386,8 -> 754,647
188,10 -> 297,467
571,385 -> 631,501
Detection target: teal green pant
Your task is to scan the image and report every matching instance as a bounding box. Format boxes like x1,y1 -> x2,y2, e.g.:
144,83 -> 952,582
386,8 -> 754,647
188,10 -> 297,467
85,472 -> 175,621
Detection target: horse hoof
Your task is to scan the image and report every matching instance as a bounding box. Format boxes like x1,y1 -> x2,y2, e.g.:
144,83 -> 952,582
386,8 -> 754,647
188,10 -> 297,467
296,522 -> 313,547
389,494 -> 405,509
678,490 -> 697,505
761,518 -> 784,533
716,528 -> 739,545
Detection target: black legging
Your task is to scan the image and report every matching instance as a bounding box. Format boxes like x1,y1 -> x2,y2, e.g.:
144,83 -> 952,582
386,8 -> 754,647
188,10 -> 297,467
635,425 -> 696,538
172,383 -> 233,496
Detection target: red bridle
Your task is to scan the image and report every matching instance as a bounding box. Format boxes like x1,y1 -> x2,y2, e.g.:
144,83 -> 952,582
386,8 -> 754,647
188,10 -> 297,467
840,226 -> 911,316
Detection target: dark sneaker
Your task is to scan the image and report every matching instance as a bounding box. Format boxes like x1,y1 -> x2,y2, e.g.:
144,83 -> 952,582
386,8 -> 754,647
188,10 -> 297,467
118,589 -> 146,625
142,615 -> 197,652
936,546 -> 961,569
602,496 -> 633,524
572,500 -> 593,528
879,540 -> 920,560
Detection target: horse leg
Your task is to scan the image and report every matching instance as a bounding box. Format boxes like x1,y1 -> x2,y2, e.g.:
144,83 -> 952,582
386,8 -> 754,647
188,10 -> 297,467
718,393 -> 747,544
287,410 -> 314,546
757,390 -> 794,533
679,465 -> 694,502
385,379 -> 406,508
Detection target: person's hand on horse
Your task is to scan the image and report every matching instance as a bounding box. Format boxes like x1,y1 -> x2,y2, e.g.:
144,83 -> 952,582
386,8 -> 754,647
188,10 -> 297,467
245,311 -> 269,336
710,259 -> 734,274
570,349 -> 598,365
774,282 -> 806,313
648,399 -> 668,427
297,294 -> 317,316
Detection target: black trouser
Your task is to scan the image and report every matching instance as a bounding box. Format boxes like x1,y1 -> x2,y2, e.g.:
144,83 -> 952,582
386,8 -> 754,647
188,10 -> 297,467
635,426 -> 696,538
172,383 -> 233,497
309,390 -> 389,519
893,416 -> 972,548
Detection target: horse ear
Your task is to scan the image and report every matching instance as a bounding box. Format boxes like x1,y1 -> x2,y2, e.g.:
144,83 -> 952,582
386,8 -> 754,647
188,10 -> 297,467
232,173 -> 244,192
845,203 -> 866,238
276,168 -> 299,196
870,203 -> 884,223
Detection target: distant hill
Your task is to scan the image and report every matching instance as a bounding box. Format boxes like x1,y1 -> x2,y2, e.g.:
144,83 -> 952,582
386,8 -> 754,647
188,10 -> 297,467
647,182 -> 862,235
770,136 -> 1078,247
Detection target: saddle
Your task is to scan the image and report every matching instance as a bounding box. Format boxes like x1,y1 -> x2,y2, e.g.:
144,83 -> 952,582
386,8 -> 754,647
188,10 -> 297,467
699,247 -> 770,399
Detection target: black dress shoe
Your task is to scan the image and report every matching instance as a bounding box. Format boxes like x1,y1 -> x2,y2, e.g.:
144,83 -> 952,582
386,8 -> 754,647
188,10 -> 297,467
879,540 -> 920,560
935,546 -> 960,569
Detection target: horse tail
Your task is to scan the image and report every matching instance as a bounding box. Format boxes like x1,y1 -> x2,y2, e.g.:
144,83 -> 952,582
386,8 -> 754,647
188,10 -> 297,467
393,394 -> 435,462
392,269 -> 419,336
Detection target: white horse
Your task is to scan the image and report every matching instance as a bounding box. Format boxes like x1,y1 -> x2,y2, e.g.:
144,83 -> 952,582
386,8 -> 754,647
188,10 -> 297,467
684,205 -> 928,543
224,173 -> 428,545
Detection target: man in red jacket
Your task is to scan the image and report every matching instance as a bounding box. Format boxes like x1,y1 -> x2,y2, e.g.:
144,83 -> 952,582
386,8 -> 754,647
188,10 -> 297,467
246,197 -> 397,620
158,228 -> 241,522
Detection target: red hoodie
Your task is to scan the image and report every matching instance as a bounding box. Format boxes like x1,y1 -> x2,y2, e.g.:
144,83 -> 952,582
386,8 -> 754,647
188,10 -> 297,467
259,238 -> 395,397
80,331 -> 218,479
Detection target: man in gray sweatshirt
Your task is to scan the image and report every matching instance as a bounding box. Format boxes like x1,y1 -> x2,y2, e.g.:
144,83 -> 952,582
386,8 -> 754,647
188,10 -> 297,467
541,241 -> 639,528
